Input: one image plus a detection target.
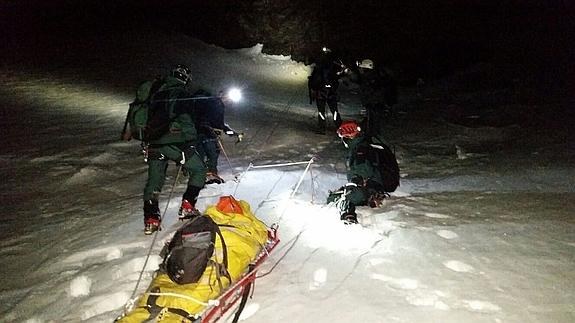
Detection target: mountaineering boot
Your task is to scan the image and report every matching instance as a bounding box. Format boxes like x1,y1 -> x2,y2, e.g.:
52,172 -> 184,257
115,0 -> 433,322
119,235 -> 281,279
368,192 -> 388,208
341,212 -> 358,225
143,199 -> 161,235
178,199 -> 201,220
179,185 -> 202,220
205,172 -> 225,185
144,217 -> 161,235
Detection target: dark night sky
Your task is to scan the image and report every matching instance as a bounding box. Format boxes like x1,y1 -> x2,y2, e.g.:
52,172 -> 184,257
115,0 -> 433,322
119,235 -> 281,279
1,0 -> 573,87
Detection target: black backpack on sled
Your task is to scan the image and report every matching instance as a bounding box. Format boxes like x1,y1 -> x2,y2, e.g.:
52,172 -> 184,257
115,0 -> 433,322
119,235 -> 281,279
161,215 -> 230,285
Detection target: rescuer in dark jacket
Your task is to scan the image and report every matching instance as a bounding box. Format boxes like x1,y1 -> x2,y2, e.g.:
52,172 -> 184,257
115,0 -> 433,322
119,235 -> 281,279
192,89 -> 242,184
327,120 -> 400,224
308,47 -> 347,134
142,65 -> 207,234
350,59 -> 398,137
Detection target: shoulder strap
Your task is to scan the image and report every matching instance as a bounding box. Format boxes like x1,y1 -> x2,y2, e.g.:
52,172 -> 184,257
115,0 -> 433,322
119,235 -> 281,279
146,78 -> 165,103
212,221 -> 231,281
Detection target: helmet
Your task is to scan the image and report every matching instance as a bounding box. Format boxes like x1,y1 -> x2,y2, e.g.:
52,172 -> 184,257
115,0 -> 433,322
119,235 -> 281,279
171,64 -> 192,84
358,59 -> 374,70
337,120 -> 362,138
322,46 -> 332,54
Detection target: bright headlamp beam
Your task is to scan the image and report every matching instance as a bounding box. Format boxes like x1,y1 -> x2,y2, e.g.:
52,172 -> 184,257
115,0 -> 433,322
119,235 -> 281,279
227,88 -> 242,103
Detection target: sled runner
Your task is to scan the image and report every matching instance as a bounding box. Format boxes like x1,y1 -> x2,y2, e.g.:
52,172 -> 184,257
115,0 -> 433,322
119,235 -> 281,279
116,196 -> 280,323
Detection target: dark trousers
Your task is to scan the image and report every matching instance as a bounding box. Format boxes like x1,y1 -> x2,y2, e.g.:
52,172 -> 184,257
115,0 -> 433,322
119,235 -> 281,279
144,144 -> 206,203
364,103 -> 391,137
328,180 -> 386,217
316,89 -> 342,131
197,136 -> 220,174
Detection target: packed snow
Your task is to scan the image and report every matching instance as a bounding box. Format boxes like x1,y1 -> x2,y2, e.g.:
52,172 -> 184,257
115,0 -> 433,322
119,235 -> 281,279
0,30 -> 573,323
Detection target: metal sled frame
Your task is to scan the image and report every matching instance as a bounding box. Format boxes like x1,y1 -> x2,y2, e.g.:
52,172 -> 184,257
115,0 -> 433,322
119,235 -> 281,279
198,226 -> 280,323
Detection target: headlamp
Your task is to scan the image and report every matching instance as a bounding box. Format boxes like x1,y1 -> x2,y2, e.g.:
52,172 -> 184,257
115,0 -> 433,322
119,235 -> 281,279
227,88 -> 242,103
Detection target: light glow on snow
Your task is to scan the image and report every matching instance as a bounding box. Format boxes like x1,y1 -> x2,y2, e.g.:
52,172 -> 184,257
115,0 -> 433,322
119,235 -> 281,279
69,276 -> 92,297
1,29 -> 573,323
0,73 -> 129,116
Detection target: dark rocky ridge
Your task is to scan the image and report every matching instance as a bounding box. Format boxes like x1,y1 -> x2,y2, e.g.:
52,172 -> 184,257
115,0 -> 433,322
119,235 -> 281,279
2,1 -> 572,78
1,0 -> 573,122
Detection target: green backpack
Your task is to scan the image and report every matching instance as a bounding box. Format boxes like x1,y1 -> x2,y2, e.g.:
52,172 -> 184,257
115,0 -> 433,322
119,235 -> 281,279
124,77 -> 165,141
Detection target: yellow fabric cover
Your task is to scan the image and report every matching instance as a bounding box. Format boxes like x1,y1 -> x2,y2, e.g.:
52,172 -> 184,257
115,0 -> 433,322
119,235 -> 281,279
118,199 -> 269,322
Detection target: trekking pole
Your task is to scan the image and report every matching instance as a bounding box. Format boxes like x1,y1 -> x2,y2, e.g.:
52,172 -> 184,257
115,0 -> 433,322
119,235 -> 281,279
161,163 -> 184,220
217,136 -> 238,181
289,157 -> 315,198
232,163 -> 253,196
127,164 -> 183,306
120,103 -> 132,140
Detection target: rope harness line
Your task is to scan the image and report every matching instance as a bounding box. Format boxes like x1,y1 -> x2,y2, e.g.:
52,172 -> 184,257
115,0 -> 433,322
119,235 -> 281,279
216,136 -> 239,181
123,83 -> 313,315
126,164 -> 183,308
232,158 -> 316,216
145,292 -> 211,307
289,158 -> 315,198
238,84 -> 306,163
256,229 -> 305,279
228,84 -> 317,273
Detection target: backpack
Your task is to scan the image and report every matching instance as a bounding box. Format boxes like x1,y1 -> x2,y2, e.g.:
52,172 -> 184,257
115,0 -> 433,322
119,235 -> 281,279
308,63 -> 339,90
161,215 -> 230,285
308,66 -> 324,91
125,77 -> 165,141
369,137 -> 400,192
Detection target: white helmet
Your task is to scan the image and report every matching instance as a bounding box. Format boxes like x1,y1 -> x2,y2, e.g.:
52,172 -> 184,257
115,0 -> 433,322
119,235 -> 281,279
358,59 -> 374,69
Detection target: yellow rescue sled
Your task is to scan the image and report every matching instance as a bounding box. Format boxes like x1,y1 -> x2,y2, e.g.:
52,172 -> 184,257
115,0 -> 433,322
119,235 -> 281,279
116,195 -> 280,323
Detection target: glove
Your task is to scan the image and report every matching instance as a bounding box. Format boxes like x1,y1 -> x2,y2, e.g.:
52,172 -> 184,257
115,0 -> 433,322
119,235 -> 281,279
236,132 -> 244,143
337,68 -> 350,76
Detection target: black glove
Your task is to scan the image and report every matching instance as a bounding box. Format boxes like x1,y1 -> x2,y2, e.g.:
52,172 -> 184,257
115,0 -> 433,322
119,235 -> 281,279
213,128 -> 223,137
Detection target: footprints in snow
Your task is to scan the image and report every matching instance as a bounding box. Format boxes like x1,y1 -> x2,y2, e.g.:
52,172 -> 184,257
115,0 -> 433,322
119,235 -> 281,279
369,258 -> 500,314
434,229 -> 475,273
309,268 -> 328,290
424,212 -> 452,219
69,276 -> 92,297
436,229 -> 459,239
371,268 -> 451,311
369,226 -> 499,315
301,211 -> 501,316
434,230 -> 476,274
443,260 -> 474,273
